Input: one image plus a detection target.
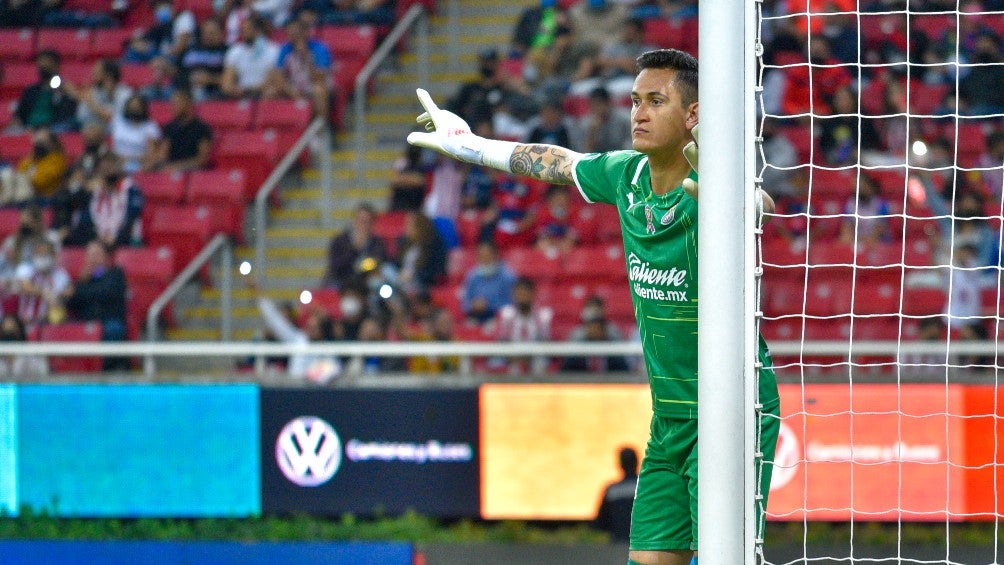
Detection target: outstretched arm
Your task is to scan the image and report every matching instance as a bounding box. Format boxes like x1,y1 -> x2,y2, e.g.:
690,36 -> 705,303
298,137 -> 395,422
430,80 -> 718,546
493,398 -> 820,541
406,88 -> 581,185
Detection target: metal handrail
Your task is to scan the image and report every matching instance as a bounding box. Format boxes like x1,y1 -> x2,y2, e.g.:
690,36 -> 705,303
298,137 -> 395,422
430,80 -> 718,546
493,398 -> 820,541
354,4 -> 429,184
144,233 -> 231,376
253,116 -> 328,284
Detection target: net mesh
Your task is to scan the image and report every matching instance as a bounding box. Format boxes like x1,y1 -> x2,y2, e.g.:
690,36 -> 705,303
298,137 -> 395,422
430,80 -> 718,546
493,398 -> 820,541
754,0 -> 1003,562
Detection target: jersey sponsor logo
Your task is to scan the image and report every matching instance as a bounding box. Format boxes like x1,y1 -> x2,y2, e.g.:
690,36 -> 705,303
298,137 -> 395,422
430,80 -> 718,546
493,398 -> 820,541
276,416 -> 342,487
628,253 -> 689,302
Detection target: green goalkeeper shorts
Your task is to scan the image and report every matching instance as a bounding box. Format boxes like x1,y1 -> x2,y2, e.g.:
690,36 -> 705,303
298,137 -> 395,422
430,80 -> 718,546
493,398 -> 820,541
629,404 -> 780,552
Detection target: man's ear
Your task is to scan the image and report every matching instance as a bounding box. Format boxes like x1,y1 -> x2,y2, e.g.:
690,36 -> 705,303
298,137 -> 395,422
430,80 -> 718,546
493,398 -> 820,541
687,102 -> 699,130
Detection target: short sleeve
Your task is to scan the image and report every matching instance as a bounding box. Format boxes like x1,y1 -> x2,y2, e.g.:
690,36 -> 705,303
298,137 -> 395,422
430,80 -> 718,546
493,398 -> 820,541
146,122 -> 162,141
571,150 -> 638,205
223,44 -> 240,68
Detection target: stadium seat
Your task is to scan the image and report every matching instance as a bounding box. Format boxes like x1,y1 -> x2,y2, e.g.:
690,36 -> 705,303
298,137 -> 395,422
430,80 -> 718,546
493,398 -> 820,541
144,204 -> 215,273
120,63 -> 155,89
430,283 -> 464,320
912,13 -> 954,41
0,208 -> 21,240
642,18 -> 694,51
36,29 -> 93,61
183,0 -> 216,20
594,206 -> 622,242
455,210 -> 483,247
58,131 -> 85,162
562,95 -> 590,118
592,284 -> 634,323
132,170 -> 189,206
0,28 -> 36,62
148,100 -> 174,125
504,247 -> 562,282
214,130 -> 280,191
187,169 -> 248,240
319,25 -> 377,61
909,83 -> 949,115
59,246 -> 87,280
539,281 -> 589,323
563,244 -> 625,284
0,133 -> 33,163
0,98 -> 15,130
371,210 -> 408,245
254,98 -> 311,131
40,322 -> 103,373
91,27 -> 136,59
0,62 -> 38,99
447,247 -> 476,283
305,288 -> 341,319
764,279 -> 806,317
59,61 -> 94,88
810,168 -> 856,198
839,280 -> 901,315
116,245 -> 175,288
197,99 -> 254,132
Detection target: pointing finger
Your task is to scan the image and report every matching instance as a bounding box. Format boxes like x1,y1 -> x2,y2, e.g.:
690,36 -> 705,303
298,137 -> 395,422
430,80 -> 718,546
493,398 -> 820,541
415,88 -> 440,115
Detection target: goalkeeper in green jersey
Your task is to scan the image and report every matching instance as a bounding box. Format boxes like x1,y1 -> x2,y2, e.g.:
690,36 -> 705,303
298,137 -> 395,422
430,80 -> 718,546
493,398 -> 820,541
408,48 -> 780,565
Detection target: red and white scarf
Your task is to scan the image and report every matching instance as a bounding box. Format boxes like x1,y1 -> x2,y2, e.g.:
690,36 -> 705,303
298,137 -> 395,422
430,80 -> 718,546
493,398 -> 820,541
90,178 -> 131,243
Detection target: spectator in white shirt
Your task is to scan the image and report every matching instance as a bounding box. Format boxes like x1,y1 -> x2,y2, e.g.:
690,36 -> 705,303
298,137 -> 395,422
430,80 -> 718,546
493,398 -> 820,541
222,14 -> 280,99
488,276 -> 553,374
109,94 -> 162,173
12,239 -> 71,331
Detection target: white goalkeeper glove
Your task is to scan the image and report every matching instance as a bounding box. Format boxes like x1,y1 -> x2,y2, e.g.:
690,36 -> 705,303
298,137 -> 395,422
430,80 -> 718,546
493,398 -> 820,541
681,124 -> 699,200
406,88 -> 518,172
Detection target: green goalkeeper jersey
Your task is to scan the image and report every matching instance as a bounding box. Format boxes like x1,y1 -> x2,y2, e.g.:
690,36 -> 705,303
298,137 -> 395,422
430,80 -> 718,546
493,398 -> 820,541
573,150 -> 780,419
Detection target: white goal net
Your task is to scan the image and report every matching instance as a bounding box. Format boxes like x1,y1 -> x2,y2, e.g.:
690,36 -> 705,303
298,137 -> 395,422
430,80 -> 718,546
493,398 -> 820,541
754,0 -> 1003,563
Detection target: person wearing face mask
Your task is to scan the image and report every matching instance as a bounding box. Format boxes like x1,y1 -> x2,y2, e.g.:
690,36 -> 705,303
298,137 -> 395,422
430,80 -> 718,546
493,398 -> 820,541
109,94 -> 163,174
221,15 -> 280,99
461,240 -> 516,324
14,128 -> 68,200
321,204 -> 388,289
66,240 -> 129,371
124,0 -> 197,63
487,276 -> 552,374
51,122 -> 112,242
533,184 -> 578,253
64,154 -> 144,248
0,205 -> 60,277
446,49 -> 511,127
0,314 -> 48,378
12,240 -> 72,331
13,50 -> 78,133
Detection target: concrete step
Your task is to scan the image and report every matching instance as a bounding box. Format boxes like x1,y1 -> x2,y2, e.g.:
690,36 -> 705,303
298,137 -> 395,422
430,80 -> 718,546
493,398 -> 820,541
166,327 -> 258,340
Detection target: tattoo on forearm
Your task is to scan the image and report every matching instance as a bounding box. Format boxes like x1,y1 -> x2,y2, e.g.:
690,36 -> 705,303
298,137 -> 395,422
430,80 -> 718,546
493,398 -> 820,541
509,145 -> 575,184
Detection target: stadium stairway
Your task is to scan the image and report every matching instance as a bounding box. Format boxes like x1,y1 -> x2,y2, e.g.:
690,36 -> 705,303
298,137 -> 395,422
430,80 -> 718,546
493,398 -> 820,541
158,0 -> 533,375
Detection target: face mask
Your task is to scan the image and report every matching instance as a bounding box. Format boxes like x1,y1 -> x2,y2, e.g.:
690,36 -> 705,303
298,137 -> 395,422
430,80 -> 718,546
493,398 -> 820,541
105,173 -> 121,185
155,5 -> 173,24
125,111 -> 145,122
33,143 -> 48,158
33,256 -> 54,272
38,67 -> 54,81
477,264 -> 497,276
479,65 -> 494,79
340,297 -> 362,318
18,225 -> 33,237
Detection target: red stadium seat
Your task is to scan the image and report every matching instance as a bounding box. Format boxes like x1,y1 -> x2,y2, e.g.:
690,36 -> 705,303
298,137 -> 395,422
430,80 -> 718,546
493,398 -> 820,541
455,209 -> 483,247
59,131 -> 85,162
144,205 -> 215,272
254,98 -> 311,130
0,28 -> 36,62
40,322 -> 103,373
0,208 -> 21,241
319,25 -> 377,60
764,279 -> 806,317
59,61 -> 94,88
120,63 -> 155,89
594,206 -> 622,242
132,170 -> 189,206
0,133 -> 33,163
91,27 -> 136,59
148,100 -> 174,125
116,245 -> 175,287
504,246 -> 562,282
810,168 -> 855,198
642,18 -> 692,51
305,288 -> 341,318
188,169 -> 248,240
371,210 -> 408,245
539,281 -> 589,324
59,246 -> 87,280
0,98 -> 16,130
197,99 -> 254,132
0,62 -> 38,99
912,13 -> 954,41
563,244 -> 625,284
36,29 -> 93,61
214,130 -> 280,191
430,283 -> 464,320
183,0 -> 216,20
592,284 -> 634,323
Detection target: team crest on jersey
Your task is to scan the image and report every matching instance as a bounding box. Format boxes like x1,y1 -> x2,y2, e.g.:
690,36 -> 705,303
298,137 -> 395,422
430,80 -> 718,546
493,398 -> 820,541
644,205 -> 656,234
661,205 -> 677,225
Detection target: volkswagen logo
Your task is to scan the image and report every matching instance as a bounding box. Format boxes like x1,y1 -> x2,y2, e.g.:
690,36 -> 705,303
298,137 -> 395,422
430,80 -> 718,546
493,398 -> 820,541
276,416 -> 342,487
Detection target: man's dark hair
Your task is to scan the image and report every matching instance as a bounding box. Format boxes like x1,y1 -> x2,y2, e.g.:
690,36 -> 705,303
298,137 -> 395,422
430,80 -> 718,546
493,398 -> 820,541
36,49 -> 60,65
99,58 -> 120,82
515,276 -> 535,291
636,49 -> 698,106
619,446 -> 639,477
589,86 -> 611,102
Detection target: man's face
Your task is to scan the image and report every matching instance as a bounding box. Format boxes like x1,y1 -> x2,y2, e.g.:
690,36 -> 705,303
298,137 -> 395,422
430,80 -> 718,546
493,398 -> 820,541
201,20 -> 224,47
514,284 -> 534,309
170,91 -> 192,116
84,242 -> 108,270
630,68 -> 698,158
353,209 -> 374,235
476,244 -> 497,266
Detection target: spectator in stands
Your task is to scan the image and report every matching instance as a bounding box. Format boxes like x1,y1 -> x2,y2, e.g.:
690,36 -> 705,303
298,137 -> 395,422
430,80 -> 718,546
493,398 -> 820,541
178,17 -> 230,101
838,173 -> 892,246
569,295 -> 624,341
568,0 -> 628,52
13,50 -> 78,133
66,240 -> 128,371
139,56 -> 180,102
125,0 -> 197,63
524,99 -> 573,148
511,0 -> 565,59
321,203 -> 388,289
920,174 -> 999,272
64,154 -> 144,248
323,0 -> 395,25
561,316 -> 630,372
334,284 -> 367,340
11,239 -> 71,331
947,243 -> 988,331
0,204 -> 59,276
66,59 -> 133,131
249,277 -> 342,383
484,175 -> 537,249
976,132 -> 1004,195
461,137 -> 497,212
221,14 -> 281,99
448,48 -> 523,128
423,155 -> 466,243
898,317 -> 946,377
389,143 -> 431,211
462,240 -> 516,324
819,85 -> 883,166
488,276 -> 552,374
395,211 -> 448,293
404,308 -> 459,374
596,18 -> 656,94
110,94 -> 162,174
959,32 -> 1004,115
264,14 -> 333,119
578,86 -> 631,153
0,0 -> 58,27
154,89 -> 213,172
534,24 -> 600,101
251,0 -> 294,27
51,123 -> 112,242
0,314 -> 47,378
15,128 -> 68,200
594,447 -> 639,542
533,185 -> 577,253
